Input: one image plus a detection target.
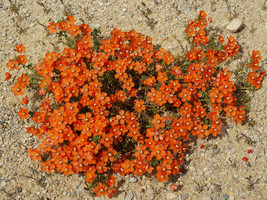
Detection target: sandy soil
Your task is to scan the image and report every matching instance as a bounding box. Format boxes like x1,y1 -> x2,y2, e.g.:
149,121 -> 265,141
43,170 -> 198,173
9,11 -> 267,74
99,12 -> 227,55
0,0 -> 266,200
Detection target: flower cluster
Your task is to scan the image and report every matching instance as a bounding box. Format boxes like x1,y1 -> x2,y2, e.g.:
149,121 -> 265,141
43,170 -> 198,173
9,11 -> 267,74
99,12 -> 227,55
246,50 -> 266,89
5,11 -> 265,197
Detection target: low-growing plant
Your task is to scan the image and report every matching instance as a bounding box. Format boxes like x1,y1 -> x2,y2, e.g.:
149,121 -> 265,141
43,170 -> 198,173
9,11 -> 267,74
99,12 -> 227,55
5,11 -> 265,197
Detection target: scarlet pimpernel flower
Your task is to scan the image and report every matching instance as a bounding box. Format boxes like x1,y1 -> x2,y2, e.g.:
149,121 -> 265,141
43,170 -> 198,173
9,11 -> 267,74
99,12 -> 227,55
5,11 -> 265,197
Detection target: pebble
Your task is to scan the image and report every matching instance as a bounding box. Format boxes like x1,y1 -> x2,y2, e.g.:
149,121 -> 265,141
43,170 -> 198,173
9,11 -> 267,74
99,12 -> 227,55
2,4 -> 9,10
229,196 -> 234,200
166,192 -> 177,199
221,194 -> 229,200
117,192 -> 126,200
233,174 -> 239,179
181,193 -> 189,200
149,193 -> 155,200
213,149 -> 220,155
30,17 -> 36,22
154,0 -> 162,4
40,176 -> 46,182
1,181 -> 7,187
132,192 -> 137,200
226,18 -> 243,33
17,187 -> 22,193
202,197 -> 213,200
129,176 -> 137,183
94,196 -> 105,200
124,191 -> 134,200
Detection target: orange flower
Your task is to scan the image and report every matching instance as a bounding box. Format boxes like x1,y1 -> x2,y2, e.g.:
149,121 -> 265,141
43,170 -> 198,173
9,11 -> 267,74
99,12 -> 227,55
28,148 -> 42,162
94,183 -> 108,197
69,25 -> 81,37
14,44 -> 26,53
66,15 -> 75,25
85,169 -> 97,183
59,20 -> 69,31
151,114 -> 166,129
47,21 -> 58,34
6,59 -> 19,71
39,88 -> 47,96
17,107 -> 29,120
209,88 -> 223,103
157,72 -> 168,83
4,72 -> 12,81
106,175 -> 117,187
178,89 -> 191,102
17,55 -> 27,65
251,50 -> 262,62
249,60 -> 260,71
21,95 -> 29,105
185,21 -> 197,37
17,74 -> 30,86
218,35 -> 224,44
199,10 -> 207,18
11,83 -> 25,96
108,188 -> 116,198
134,100 -> 145,113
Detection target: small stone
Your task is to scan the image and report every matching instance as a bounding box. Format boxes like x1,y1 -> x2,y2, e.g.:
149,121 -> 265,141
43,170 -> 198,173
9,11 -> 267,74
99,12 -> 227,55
132,192 -> 137,200
2,4 -> 9,10
1,181 -> 7,187
213,149 -> 220,155
129,176 -> 137,183
154,0 -> 162,4
22,8 -> 29,14
166,192 -> 177,199
146,186 -> 154,195
90,24 -> 100,29
221,194 -> 229,200
122,8 -> 127,12
30,17 -> 36,22
17,187 -> 22,193
94,196 -> 105,200
149,193 -> 155,200
126,11 -> 134,17
181,193 -> 189,200
233,174 -> 238,179
226,18 -> 243,33
124,191 -> 134,200
229,196 -> 234,200
40,176 -> 46,182
117,192 -> 126,200
202,197 -> 212,200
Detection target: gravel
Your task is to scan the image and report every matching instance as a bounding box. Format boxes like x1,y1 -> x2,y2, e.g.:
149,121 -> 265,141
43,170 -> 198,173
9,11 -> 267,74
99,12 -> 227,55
0,0 -> 266,199
226,18 -> 243,33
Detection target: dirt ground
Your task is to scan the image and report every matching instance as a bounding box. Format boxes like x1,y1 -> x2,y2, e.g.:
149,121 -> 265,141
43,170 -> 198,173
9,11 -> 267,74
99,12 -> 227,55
0,0 -> 266,200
